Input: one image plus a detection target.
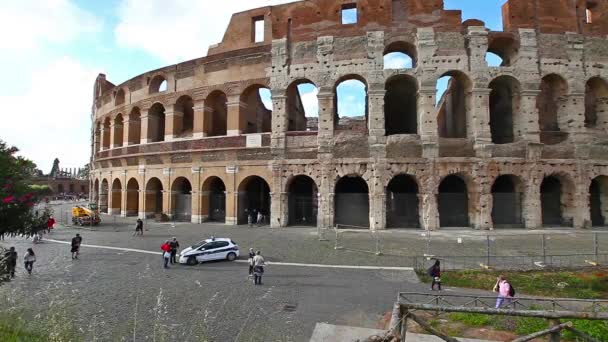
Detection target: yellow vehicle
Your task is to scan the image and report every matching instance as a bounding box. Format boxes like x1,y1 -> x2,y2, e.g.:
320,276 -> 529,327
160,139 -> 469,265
71,203 -> 101,226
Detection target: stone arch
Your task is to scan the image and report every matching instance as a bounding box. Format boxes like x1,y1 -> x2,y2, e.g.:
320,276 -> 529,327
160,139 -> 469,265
489,75 -> 521,144
383,41 -> 416,69
286,175 -> 318,226
386,174 -> 420,228
240,84 -> 272,134
147,102 -> 166,142
115,88 -> 126,106
170,177 -> 192,222
174,95 -> 194,138
491,175 -> 524,228
126,178 -> 139,217
111,178 -> 122,215
237,176 -> 271,225
100,179 -> 109,213
538,74 -> 569,145
585,77 -> 608,129
334,74 -> 368,131
201,176 -> 226,222
113,114 -> 124,148
334,175 -> 370,228
128,107 -> 141,145
436,70 -> 472,138
204,90 -> 228,137
145,177 -> 164,217
540,173 -> 575,227
102,117 -> 111,149
590,175 -> 608,227
286,79 -> 318,132
385,74 -> 418,135
438,174 -> 469,227
487,35 -> 519,67
149,74 -> 167,94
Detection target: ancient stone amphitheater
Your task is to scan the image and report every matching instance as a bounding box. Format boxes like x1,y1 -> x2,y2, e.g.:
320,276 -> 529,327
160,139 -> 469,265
90,0 -> 608,230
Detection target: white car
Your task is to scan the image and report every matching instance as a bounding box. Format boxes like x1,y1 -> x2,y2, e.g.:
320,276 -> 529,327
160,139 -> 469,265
179,238 -> 240,265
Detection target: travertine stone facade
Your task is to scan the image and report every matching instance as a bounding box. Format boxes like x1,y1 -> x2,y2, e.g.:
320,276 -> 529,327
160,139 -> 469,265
91,0 -> 608,230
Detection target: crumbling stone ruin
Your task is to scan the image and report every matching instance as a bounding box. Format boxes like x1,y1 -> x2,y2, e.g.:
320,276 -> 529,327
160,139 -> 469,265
90,0 -> 608,230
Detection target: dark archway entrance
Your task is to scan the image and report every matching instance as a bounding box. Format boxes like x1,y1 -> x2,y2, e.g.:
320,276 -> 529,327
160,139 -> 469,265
238,176 -> 271,225
126,178 -> 139,217
202,177 -> 226,223
590,176 -> 608,227
288,176 -> 318,226
438,175 -> 469,227
171,177 -> 192,222
491,175 -> 523,228
385,75 -> 418,135
334,176 -> 369,228
100,179 -> 109,213
145,178 -> 163,217
541,176 -> 564,226
386,175 -> 419,228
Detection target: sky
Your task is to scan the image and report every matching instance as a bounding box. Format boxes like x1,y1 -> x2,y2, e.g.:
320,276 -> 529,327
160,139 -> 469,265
0,0 -> 506,173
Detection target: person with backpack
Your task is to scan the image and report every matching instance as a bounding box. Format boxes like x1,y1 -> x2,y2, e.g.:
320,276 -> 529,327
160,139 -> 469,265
427,260 -> 441,291
494,275 -> 515,308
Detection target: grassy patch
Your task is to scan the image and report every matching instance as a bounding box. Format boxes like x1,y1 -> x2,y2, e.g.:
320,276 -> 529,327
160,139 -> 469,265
417,268 -> 608,299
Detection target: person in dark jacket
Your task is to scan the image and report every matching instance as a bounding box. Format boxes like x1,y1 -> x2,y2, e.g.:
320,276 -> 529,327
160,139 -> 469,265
169,237 -> 180,264
247,248 -> 255,276
428,260 -> 441,291
4,247 -> 17,278
71,234 -> 82,259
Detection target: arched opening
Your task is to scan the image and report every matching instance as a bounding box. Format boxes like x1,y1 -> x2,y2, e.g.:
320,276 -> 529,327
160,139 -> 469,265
69,184 -> 75,193
240,85 -> 272,134
237,176 -> 271,225
489,76 -> 521,144
171,177 -> 192,222
128,107 -> 141,145
590,176 -> 608,227
383,41 -> 416,69
541,175 -> 574,227
57,184 -> 65,194
286,80 -> 319,132
385,75 -> 418,135
174,95 -> 194,138
436,71 -> 471,138
287,176 -> 318,226
100,179 -> 109,213
491,175 -> 523,228
113,114 -> 124,148
386,175 -> 419,228
202,177 -> 226,223
335,76 -> 368,132
334,176 -> 369,228
145,178 -> 163,217
149,75 -> 167,94
438,175 -> 469,227
585,77 -> 608,129
115,88 -> 126,106
102,118 -> 111,149
538,74 -> 568,145
126,178 -> 139,217
204,90 -> 228,137
147,103 -> 166,143
487,36 -> 518,67
111,179 -> 122,215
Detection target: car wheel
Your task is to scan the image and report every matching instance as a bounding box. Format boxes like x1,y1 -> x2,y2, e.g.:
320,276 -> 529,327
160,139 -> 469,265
187,256 -> 197,266
227,253 -> 237,261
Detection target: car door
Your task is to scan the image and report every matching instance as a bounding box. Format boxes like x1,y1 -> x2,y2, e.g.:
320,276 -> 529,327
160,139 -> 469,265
210,241 -> 230,260
195,242 -> 214,263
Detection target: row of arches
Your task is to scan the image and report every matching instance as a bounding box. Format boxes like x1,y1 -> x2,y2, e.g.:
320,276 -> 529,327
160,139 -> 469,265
93,173 -> 608,229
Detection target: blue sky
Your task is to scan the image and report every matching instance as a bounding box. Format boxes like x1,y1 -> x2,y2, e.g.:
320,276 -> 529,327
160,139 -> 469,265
0,0 -> 506,172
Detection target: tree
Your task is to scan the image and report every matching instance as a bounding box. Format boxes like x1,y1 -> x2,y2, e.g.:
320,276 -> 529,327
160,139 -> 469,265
77,164 -> 90,179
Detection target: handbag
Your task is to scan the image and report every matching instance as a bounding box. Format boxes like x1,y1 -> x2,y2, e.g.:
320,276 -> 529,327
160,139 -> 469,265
163,251 -> 171,259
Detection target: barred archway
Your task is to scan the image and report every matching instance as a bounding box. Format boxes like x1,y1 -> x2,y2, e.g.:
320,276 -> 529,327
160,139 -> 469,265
438,175 -> 469,227
202,177 -> 226,223
386,175 -> 419,228
334,176 -> 369,228
287,175 -> 318,226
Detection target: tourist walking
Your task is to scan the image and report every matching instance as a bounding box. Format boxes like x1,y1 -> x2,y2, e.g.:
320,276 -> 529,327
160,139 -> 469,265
247,248 -> 255,277
252,250 -> 266,285
161,240 -> 171,268
133,218 -> 144,236
494,275 -> 514,308
428,260 -> 442,291
169,237 -> 180,264
71,234 -> 82,259
24,248 -> 36,275
248,211 -> 254,228
47,216 -> 56,233
4,247 -> 17,278
257,211 -> 264,226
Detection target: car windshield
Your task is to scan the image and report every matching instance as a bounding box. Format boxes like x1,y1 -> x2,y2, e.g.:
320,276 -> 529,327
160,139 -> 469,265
191,240 -> 208,249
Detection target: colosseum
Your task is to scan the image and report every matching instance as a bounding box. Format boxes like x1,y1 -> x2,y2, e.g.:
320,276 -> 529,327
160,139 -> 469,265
90,0 -> 608,231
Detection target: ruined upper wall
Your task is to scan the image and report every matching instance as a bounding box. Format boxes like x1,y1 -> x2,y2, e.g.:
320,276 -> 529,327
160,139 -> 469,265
503,0 -> 608,35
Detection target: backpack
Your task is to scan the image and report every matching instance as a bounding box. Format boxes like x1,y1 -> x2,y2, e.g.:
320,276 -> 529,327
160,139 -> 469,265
508,284 -> 515,297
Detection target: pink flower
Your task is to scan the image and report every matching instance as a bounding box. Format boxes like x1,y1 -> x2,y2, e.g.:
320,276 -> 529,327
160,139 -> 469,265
2,196 -> 15,204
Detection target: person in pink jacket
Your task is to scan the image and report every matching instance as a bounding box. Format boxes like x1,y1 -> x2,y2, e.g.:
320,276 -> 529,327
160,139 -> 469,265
494,275 -> 513,308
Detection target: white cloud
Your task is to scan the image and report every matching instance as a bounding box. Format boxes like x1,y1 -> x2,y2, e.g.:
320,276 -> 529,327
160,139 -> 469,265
384,52 -> 413,69
114,0 -> 299,63
0,0 -> 101,53
0,57 -> 98,171
299,86 -> 319,117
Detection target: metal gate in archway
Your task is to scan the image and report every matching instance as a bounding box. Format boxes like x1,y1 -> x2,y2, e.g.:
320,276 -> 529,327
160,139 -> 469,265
174,194 -> 192,222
